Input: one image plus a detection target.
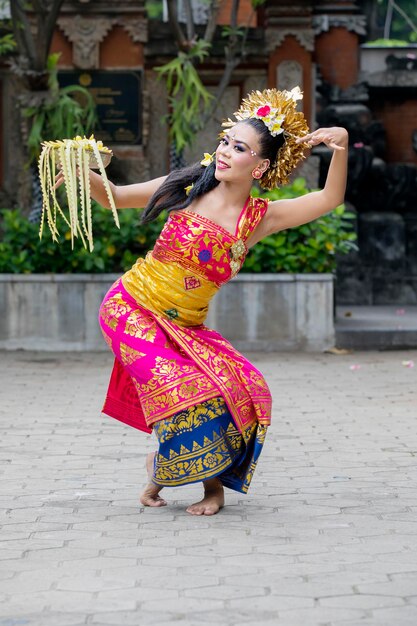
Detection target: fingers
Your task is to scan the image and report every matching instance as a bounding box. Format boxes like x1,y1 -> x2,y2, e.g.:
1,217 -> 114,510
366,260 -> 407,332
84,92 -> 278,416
54,171 -> 64,190
327,142 -> 345,151
53,166 -> 80,190
295,135 -> 313,145
296,129 -> 347,150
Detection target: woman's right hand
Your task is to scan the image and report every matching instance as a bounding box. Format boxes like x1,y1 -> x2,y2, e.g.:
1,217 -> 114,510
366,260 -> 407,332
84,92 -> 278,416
54,171 -> 64,190
54,167 -> 80,190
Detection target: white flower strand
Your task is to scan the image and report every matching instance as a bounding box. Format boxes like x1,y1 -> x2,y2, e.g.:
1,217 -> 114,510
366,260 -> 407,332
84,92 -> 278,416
90,139 -> 119,230
48,147 -> 71,231
77,145 -> 86,240
43,146 -> 59,241
70,145 -> 79,240
38,136 -> 117,251
38,147 -> 48,239
83,148 -> 93,251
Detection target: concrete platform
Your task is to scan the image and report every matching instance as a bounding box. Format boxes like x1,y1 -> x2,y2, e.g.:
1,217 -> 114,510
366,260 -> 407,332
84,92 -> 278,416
335,305 -> 417,350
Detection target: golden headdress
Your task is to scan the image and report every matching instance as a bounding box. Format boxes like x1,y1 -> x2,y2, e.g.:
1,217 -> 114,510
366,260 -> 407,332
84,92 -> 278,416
222,87 -> 309,189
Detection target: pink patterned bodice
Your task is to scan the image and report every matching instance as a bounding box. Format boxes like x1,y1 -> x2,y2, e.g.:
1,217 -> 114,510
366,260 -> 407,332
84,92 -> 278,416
122,196 -> 269,326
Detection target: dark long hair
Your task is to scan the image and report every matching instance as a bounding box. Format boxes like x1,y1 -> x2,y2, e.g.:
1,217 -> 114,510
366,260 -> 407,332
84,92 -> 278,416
141,161 -> 218,224
141,118 -> 285,224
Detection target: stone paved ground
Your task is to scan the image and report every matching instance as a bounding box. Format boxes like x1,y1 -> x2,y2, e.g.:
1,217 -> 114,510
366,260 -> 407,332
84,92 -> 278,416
1,349 -> 417,626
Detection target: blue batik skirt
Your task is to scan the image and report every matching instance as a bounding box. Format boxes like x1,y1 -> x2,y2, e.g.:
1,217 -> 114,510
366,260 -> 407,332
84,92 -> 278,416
151,397 -> 267,493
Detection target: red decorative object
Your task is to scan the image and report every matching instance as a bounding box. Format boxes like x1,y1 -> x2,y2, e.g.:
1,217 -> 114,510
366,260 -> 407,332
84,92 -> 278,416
256,105 -> 271,118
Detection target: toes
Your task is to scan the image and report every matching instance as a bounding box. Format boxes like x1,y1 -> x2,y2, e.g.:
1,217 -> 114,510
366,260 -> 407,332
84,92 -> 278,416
186,504 -> 218,516
186,506 -> 203,515
140,484 -> 167,508
140,496 -> 167,507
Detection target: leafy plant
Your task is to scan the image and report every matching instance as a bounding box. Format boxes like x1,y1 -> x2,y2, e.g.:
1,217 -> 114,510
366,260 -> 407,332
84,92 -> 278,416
374,0 -> 417,43
22,53 -> 97,164
0,178 -> 357,275
145,0 -> 163,19
151,0 -> 267,157
0,33 -> 16,56
0,205 -> 165,274
156,41 -> 213,153
221,26 -> 245,40
244,178 -> 358,274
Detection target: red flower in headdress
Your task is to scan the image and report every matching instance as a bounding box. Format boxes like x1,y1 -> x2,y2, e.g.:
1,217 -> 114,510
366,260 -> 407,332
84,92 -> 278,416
256,105 -> 271,118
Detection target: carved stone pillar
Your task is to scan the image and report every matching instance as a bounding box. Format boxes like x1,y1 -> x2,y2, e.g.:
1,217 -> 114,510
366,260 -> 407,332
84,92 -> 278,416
56,9 -> 147,70
57,16 -> 114,69
265,3 -> 315,127
313,1 -> 366,90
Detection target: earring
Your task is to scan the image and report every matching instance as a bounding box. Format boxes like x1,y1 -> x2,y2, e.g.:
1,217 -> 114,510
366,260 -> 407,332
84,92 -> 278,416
252,168 -> 262,179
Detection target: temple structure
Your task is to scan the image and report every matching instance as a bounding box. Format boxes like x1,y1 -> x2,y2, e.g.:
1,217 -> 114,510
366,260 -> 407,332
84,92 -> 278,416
0,0 -> 416,303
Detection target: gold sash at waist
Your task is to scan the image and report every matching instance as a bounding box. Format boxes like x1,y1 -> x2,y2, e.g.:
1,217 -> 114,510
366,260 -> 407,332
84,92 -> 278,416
121,252 -> 219,327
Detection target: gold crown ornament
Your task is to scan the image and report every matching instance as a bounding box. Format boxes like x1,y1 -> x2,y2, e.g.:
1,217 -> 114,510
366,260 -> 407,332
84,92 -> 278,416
222,87 -> 310,189
38,135 -> 118,252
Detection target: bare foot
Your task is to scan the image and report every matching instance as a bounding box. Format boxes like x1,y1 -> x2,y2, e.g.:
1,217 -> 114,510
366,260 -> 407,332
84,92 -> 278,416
186,478 -> 225,516
140,452 -> 167,507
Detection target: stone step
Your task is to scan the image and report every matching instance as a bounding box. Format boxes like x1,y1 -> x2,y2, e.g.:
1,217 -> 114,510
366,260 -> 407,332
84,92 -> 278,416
335,305 -> 417,350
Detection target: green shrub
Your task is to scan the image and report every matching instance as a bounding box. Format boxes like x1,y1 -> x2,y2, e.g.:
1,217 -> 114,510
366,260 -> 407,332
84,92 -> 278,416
244,178 -> 358,273
0,177 -> 357,274
23,53 -> 97,165
0,204 -> 165,274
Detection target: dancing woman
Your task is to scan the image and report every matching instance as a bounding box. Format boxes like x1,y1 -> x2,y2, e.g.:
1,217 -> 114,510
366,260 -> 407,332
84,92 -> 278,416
56,88 -> 348,516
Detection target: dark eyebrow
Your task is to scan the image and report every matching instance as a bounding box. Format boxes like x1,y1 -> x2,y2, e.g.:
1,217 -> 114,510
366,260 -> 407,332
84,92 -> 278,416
225,134 -> 251,149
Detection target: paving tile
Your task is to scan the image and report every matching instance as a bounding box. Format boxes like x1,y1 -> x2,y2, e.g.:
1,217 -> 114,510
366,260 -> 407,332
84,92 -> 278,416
318,593 -> 405,609
183,584 -> 268,600
228,595 -> 314,611
89,611 -> 186,625
0,614 -> 88,626
54,573 -> 137,593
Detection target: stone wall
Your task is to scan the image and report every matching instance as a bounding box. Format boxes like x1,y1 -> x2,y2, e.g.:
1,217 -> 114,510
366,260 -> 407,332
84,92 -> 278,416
369,95 -> 417,166
0,274 -> 335,352
315,27 -> 360,90
335,211 -> 417,305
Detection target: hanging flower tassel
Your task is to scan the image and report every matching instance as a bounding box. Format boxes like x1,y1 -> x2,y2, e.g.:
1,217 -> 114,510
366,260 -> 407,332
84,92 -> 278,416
38,135 -> 117,251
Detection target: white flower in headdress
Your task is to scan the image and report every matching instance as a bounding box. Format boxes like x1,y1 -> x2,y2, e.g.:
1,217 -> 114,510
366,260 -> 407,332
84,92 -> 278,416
289,86 -> 303,102
252,105 -> 285,137
267,113 -> 285,136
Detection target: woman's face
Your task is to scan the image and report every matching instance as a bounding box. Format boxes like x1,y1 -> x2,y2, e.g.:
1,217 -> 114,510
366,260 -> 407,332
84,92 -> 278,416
215,122 -> 267,184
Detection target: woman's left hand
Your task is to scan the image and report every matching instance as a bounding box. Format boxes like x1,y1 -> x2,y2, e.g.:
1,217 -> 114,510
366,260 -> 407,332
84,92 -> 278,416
296,127 -> 349,151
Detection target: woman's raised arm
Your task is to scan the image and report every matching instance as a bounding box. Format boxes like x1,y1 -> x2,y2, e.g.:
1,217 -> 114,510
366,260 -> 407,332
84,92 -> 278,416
253,127 -> 348,243
89,171 -> 168,210
55,168 -> 167,210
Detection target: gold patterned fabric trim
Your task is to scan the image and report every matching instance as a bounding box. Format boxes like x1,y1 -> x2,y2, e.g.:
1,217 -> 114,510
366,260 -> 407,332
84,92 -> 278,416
152,397 -> 268,492
221,424 -> 268,494
153,421 -> 242,486
155,316 -> 271,433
